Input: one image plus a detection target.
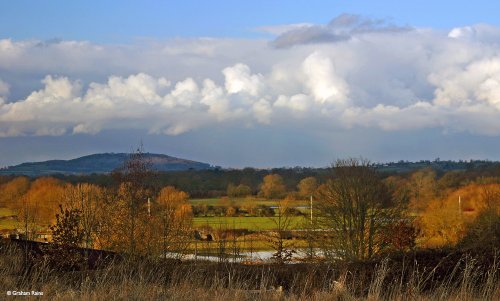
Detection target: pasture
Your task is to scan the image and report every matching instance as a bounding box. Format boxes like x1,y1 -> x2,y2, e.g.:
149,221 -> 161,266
189,197 -> 308,208
193,216 -> 306,230
0,207 -> 17,230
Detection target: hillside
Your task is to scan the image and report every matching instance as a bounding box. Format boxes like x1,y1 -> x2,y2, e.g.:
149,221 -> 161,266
0,153 -> 212,176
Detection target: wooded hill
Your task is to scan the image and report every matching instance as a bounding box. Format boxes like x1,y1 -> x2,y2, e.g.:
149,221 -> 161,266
0,153 -> 213,176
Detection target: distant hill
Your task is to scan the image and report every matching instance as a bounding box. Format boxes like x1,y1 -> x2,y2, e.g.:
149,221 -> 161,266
0,153 -> 212,176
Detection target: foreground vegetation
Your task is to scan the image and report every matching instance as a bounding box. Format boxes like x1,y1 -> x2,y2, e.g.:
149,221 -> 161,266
0,240 -> 498,300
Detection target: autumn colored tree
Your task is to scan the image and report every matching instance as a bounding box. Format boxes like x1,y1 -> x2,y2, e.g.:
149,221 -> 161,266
15,177 -> 66,239
110,147 -> 157,256
0,176 -> 30,207
259,174 -> 286,199
240,196 -> 257,216
61,183 -> 103,249
155,186 -> 192,258
227,183 -> 252,198
379,220 -> 418,253
408,168 -> 437,212
418,183 -> 500,247
225,206 -> 238,217
297,176 -> 318,198
437,171 -> 466,192
383,175 -> 411,205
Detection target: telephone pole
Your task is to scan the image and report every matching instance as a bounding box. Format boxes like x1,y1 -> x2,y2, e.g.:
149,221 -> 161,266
458,195 -> 462,216
147,197 -> 151,217
310,195 -> 313,224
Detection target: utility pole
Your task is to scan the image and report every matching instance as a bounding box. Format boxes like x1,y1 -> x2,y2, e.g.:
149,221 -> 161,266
147,197 -> 151,217
310,195 -> 313,224
458,195 -> 462,216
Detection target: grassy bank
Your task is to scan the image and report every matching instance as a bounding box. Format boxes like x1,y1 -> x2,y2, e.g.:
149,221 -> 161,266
1,240 -> 498,300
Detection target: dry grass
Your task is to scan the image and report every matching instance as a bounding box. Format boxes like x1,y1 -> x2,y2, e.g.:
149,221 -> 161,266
0,242 -> 498,301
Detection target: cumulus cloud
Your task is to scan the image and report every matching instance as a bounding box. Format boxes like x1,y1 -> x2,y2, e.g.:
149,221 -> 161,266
223,63 -> 264,96
1,16 -> 500,139
302,51 -> 348,105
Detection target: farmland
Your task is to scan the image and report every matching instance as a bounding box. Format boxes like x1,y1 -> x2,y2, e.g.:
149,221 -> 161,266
193,216 -> 305,230
0,207 -> 16,230
189,197 -> 308,208
0,206 -> 307,231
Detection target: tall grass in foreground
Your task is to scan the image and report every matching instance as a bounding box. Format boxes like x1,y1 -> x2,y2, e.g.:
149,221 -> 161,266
0,244 -> 498,300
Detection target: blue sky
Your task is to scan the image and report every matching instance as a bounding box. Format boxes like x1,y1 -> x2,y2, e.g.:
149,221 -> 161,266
1,1 -> 500,168
2,1 -> 500,41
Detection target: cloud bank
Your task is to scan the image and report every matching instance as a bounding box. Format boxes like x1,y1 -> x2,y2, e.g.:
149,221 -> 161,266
1,16 -> 500,139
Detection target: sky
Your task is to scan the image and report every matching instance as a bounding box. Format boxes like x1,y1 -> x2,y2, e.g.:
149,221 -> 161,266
1,1 -> 500,168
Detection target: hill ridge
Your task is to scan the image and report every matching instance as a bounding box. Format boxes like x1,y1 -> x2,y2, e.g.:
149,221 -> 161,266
0,152 -> 212,176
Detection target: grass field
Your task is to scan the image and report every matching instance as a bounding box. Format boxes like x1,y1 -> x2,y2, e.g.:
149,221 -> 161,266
0,219 -> 17,230
193,216 -> 306,230
189,197 -> 308,208
0,207 -> 17,230
0,207 -> 15,216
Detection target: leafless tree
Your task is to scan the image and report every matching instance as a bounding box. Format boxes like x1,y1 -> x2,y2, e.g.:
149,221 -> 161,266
316,158 -> 400,260
267,200 -> 295,263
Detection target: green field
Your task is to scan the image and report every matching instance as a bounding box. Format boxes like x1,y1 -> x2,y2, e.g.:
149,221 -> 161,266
193,216 -> 306,230
0,207 -> 17,230
189,197 -> 307,207
0,205 -> 310,231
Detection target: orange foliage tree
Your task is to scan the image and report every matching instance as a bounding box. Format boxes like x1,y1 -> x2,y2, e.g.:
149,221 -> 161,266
259,174 -> 286,199
419,182 -> 500,247
297,177 -> 318,199
16,177 -> 66,239
154,186 -> 192,257
0,176 -> 30,208
61,183 -> 104,249
408,168 -> 437,212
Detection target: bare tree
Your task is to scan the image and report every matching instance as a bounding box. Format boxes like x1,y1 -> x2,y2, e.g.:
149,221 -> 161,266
316,158 -> 400,261
267,199 -> 295,263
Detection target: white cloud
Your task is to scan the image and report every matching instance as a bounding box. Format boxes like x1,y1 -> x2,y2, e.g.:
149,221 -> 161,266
252,98 -> 272,124
1,18 -> 500,139
302,51 -> 349,105
274,94 -> 313,112
222,63 -> 264,96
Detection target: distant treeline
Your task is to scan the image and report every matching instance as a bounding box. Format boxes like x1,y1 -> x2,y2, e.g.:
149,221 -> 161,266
1,159 -> 498,198
375,159 -> 499,174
